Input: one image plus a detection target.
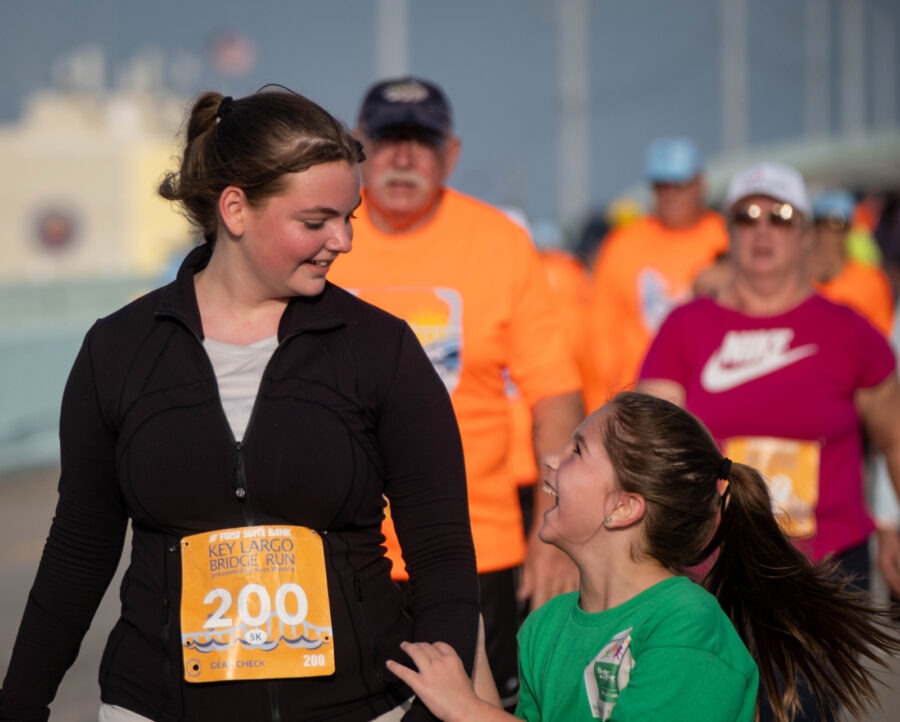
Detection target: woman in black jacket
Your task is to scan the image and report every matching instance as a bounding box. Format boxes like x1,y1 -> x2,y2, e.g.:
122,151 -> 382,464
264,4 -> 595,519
0,86 -> 479,722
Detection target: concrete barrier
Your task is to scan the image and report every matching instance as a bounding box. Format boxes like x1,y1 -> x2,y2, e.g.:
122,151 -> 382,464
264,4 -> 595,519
0,277 -> 154,473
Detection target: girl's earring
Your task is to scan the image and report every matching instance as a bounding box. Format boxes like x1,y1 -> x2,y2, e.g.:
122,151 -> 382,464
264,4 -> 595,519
604,516 -> 613,527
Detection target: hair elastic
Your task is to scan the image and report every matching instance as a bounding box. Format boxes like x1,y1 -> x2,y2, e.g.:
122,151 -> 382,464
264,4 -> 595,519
718,457 -> 732,480
717,457 -> 733,508
216,96 -> 234,122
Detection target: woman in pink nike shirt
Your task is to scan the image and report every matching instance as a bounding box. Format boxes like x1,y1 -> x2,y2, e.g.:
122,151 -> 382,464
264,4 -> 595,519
638,161 -> 900,722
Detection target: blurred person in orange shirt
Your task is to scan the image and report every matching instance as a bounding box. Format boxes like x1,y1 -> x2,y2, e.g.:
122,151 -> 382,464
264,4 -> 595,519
504,217 -> 591,538
810,189 -> 895,336
573,198 -> 644,273
583,138 -> 728,411
571,211 -> 611,273
329,77 -> 582,710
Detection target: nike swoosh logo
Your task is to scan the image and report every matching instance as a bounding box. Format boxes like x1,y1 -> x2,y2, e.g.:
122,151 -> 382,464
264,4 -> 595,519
701,344 -> 818,392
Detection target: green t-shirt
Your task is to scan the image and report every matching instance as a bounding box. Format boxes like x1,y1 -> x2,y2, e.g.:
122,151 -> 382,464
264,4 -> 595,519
515,576 -> 758,721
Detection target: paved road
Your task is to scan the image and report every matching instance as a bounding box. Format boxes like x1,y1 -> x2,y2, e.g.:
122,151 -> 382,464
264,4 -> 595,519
1,464 -> 899,721
0,465 -> 130,721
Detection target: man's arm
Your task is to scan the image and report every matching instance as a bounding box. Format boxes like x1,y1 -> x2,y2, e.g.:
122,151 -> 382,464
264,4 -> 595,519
516,391 -> 583,610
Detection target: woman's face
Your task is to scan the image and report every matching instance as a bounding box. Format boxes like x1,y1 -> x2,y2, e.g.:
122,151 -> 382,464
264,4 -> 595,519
539,408 -> 620,551
235,160 -> 362,298
728,194 -> 812,280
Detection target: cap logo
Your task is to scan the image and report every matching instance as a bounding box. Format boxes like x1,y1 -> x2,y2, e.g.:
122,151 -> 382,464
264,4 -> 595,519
382,80 -> 430,104
746,168 -> 786,195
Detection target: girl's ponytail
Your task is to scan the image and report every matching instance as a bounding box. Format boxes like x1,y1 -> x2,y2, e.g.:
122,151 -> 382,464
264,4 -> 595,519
706,461 -> 900,722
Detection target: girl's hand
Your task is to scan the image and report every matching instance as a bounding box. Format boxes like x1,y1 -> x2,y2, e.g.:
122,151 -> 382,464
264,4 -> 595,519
387,641 -> 479,722
387,617 -> 516,722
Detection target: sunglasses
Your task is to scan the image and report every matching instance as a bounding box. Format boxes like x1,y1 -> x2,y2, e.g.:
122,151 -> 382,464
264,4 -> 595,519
731,202 -> 800,228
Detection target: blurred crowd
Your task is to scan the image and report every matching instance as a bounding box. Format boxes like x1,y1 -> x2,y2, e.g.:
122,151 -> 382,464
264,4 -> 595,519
523,133 -> 900,587
522,135 -> 900,542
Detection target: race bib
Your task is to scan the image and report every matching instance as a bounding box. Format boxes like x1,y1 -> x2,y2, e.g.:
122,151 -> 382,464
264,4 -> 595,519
180,525 -> 334,682
724,437 -> 821,538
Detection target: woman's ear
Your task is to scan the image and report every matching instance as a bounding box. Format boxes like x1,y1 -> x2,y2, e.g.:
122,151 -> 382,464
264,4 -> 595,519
218,186 -> 248,238
605,492 -> 647,529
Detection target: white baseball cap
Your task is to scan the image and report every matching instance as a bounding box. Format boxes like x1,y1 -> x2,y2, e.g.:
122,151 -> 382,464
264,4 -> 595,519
723,162 -> 811,217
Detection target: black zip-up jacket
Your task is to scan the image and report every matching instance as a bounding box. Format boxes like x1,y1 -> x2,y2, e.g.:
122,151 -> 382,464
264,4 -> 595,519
0,245 -> 479,721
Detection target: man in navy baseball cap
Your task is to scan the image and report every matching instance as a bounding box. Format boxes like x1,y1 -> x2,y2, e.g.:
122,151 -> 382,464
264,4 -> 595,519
336,74 -> 584,713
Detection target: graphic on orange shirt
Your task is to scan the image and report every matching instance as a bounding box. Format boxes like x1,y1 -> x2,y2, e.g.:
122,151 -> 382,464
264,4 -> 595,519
637,267 -> 692,333
356,287 -> 463,393
330,190 -> 581,576
180,525 -> 334,682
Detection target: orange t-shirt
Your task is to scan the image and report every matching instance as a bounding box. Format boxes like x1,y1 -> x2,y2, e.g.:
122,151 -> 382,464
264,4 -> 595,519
583,211 -> 728,411
508,249 -> 590,487
329,189 -> 580,575
815,260 -> 895,337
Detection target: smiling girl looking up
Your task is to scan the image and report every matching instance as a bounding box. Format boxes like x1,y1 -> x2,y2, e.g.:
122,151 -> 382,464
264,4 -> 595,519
389,392 -> 900,722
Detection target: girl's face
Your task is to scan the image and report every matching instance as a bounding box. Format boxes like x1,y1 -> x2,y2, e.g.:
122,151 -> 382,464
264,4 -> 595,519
539,408 -> 620,551
235,160 -> 362,299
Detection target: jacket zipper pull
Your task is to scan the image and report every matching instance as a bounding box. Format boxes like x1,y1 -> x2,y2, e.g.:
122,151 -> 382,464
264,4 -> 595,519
234,442 -> 247,501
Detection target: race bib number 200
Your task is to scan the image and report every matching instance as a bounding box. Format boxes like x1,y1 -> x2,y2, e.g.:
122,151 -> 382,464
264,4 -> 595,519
180,525 -> 334,682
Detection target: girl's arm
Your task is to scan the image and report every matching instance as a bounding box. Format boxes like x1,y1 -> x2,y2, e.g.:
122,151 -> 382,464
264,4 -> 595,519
471,615 -> 503,709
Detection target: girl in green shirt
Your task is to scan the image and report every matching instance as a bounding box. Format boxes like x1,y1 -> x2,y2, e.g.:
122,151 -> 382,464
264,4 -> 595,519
388,391 -> 900,722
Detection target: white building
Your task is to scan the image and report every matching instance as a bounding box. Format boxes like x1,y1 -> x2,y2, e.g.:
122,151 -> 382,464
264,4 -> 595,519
0,63 -> 192,283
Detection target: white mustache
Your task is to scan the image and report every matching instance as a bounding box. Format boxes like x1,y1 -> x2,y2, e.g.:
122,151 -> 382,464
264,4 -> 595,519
376,170 -> 427,190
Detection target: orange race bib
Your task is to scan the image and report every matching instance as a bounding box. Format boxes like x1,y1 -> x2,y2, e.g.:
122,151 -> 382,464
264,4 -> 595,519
180,525 -> 334,683
724,436 -> 821,538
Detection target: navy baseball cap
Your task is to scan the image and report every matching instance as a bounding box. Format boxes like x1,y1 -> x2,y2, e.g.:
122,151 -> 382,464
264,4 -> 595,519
357,77 -> 453,143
